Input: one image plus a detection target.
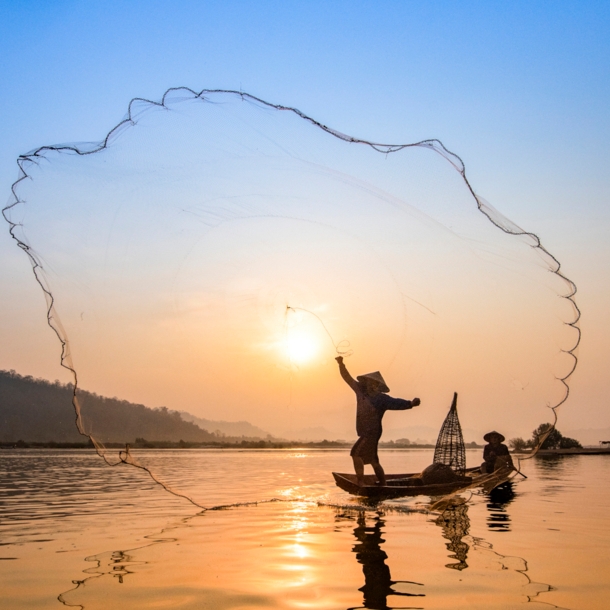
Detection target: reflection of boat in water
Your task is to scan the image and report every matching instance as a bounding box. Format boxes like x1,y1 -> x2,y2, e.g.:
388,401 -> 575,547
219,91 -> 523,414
486,480 -> 516,532
435,503 -> 471,570
333,467 -> 511,499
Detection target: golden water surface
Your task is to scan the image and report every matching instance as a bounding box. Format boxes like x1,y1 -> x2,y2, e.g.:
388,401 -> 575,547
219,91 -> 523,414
1,449 -> 608,609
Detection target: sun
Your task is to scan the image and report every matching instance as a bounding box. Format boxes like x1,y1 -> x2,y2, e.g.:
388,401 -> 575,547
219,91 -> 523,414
284,329 -> 319,366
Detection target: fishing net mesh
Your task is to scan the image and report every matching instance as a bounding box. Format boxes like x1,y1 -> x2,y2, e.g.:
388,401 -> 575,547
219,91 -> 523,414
2,88 -> 580,508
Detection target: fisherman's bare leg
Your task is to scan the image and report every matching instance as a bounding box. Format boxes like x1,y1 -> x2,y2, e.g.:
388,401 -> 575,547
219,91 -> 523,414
352,456 -> 365,486
371,460 -> 386,486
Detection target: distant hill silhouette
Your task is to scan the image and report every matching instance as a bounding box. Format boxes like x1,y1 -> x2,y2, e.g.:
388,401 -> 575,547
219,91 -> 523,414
0,369 -> 240,444
178,411 -> 270,439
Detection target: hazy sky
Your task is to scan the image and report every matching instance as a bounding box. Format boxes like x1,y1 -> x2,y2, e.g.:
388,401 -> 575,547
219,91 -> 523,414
1,1 -> 609,439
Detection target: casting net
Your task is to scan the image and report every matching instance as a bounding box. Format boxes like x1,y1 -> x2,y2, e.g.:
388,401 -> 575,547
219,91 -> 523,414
3,88 -> 579,507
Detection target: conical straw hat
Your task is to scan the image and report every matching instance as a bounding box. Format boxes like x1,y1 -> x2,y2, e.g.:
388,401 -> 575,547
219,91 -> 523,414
484,431 -> 505,443
356,371 -> 390,393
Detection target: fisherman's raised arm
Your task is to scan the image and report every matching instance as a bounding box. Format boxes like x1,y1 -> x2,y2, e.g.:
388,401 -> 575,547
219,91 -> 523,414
335,356 -> 359,392
377,394 -> 421,411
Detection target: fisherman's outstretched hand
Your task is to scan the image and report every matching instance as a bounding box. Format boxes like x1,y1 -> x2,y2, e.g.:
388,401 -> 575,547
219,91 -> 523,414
335,356 -> 344,364
412,398 -> 421,407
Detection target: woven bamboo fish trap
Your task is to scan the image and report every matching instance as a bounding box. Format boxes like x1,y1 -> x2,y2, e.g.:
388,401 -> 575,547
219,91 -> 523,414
433,392 -> 466,475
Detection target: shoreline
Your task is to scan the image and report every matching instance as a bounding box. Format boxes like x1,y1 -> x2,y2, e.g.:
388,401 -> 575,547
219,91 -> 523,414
0,440 -> 465,450
7,443 -> 609,454
534,447 -> 610,456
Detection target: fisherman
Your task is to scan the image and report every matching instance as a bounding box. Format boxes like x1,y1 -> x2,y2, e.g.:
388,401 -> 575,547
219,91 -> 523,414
481,431 -> 513,474
336,356 -> 420,486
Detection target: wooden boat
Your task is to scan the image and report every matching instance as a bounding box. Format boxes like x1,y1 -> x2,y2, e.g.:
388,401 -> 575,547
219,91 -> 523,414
333,394 -> 515,499
332,467 -> 485,499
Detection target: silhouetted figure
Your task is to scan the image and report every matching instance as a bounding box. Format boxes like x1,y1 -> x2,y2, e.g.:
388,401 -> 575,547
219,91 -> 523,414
481,431 -> 513,474
336,357 -> 420,486
351,513 -> 424,609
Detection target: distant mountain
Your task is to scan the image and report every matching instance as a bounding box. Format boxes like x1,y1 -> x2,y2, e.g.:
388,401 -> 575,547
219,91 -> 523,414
0,370 -> 222,444
178,411 -> 271,439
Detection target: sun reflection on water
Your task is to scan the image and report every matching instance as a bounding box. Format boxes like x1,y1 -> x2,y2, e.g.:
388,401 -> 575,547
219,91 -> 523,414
16,450 -> 593,610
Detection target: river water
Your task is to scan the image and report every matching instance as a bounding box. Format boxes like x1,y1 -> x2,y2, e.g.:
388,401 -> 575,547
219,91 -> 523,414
1,448 -> 608,609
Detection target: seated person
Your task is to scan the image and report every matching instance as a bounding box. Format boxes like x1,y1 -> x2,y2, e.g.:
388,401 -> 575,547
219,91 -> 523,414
481,431 -> 514,474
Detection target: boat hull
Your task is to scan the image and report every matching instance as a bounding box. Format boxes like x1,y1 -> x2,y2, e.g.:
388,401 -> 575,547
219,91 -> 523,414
332,468 -> 481,499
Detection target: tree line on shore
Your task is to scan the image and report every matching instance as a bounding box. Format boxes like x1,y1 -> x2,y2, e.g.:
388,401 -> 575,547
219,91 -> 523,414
509,423 -> 582,451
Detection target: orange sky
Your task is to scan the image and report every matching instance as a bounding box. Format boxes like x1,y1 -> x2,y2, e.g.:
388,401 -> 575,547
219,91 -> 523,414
1,94 -> 582,442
